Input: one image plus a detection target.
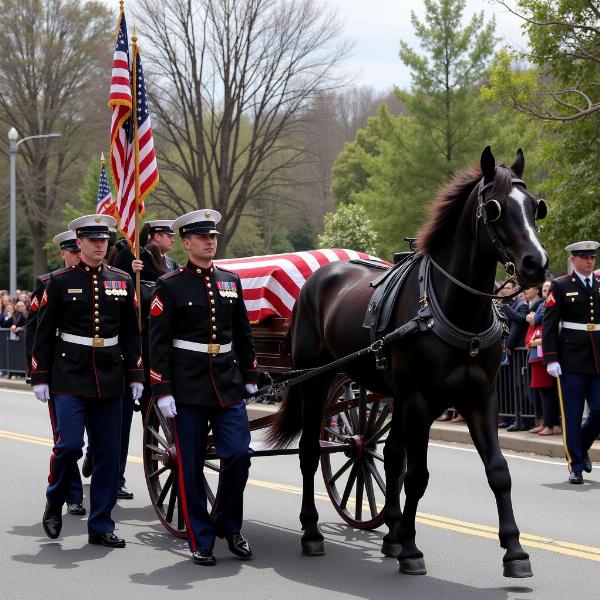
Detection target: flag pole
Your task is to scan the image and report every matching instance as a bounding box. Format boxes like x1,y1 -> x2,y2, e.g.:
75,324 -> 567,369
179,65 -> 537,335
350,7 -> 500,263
100,151 -> 105,168
132,26 -> 141,329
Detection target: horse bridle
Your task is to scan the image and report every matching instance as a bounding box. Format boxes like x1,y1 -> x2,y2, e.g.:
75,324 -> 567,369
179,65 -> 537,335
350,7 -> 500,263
430,177 -> 547,301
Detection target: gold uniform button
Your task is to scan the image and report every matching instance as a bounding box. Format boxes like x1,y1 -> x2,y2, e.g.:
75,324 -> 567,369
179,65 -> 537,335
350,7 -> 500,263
95,296 -> 99,301
95,318 -> 100,323
188,301 -> 192,306
212,326 -> 217,331
85,266 -> 90,271
212,334 -> 217,340
205,276 -> 210,281
211,317 -> 216,322
95,311 -> 99,316
211,309 -> 216,314
211,299 -> 215,305
207,283 -> 212,288
209,291 -> 214,296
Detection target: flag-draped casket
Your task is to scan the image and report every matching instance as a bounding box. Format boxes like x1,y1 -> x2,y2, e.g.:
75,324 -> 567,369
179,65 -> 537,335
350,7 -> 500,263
215,249 -> 389,324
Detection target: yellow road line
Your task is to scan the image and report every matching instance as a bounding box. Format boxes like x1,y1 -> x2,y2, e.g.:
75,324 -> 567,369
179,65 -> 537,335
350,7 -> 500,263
2,428 -> 600,562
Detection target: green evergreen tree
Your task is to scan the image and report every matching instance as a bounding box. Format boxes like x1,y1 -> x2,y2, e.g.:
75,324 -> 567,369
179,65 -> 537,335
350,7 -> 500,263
317,204 -> 378,255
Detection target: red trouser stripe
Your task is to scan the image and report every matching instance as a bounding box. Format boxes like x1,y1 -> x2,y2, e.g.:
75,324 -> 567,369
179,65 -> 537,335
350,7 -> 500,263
173,419 -> 198,552
47,399 -> 60,485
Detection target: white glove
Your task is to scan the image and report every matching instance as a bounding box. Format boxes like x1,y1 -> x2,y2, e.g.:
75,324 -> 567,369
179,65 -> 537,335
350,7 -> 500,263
244,383 -> 258,405
157,395 -> 177,418
130,382 -> 144,400
33,384 -> 50,403
546,362 -> 562,378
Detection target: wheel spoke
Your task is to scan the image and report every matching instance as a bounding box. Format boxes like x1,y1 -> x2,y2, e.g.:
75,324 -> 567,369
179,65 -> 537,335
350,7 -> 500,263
340,464 -> 358,510
204,461 -> 221,474
355,465 -> 364,521
147,426 -> 169,449
365,456 -> 386,495
324,426 -> 347,442
327,458 -> 353,486
362,463 -> 378,518
166,477 -> 178,522
343,385 -> 360,432
204,476 -> 216,507
147,465 -> 169,480
338,411 -> 353,436
145,443 -> 163,454
156,472 -> 174,507
366,448 -> 384,462
365,420 -> 392,446
358,387 -> 367,434
369,403 -> 391,436
364,399 -> 381,436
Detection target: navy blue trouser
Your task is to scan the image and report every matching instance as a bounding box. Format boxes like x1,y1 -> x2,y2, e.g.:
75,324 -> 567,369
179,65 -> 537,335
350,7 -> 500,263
48,398 -> 83,505
558,373 -> 600,472
174,401 -> 252,552
47,394 -> 122,535
85,386 -> 134,488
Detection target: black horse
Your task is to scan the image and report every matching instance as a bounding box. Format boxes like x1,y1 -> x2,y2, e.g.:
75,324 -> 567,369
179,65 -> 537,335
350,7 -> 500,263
268,147 -> 547,577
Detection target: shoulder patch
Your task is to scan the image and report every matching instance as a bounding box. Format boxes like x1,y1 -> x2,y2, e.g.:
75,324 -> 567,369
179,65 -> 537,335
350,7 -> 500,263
150,295 -> 164,317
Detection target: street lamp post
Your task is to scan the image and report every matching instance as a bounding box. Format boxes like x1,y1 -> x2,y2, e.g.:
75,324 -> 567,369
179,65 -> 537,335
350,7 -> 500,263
7,128 -> 62,296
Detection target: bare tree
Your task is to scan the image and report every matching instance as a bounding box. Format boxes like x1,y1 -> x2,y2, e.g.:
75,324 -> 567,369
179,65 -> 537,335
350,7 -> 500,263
0,0 -> 113,276
134,0 -> 351,255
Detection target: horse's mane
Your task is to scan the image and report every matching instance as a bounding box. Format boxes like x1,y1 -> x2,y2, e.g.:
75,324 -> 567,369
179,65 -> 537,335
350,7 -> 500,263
417,163 -> 516,255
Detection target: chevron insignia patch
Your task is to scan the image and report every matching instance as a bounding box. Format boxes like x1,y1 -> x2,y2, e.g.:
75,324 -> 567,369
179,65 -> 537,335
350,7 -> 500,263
150,295 -> 164,317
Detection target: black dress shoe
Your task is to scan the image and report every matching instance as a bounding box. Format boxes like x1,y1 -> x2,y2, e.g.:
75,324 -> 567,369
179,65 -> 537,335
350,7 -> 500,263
505,423 -> 522,432
88,531 -> 126,548
192,550 -> 217,566
42,502 -> 62,539
82,456 -> 92,478
226,532 -> 253,559
67,503 -> 86,516
583,451 -> 592,474
569,471 -> 584,484
498,421 -> 511,428
117,486 -> 134,500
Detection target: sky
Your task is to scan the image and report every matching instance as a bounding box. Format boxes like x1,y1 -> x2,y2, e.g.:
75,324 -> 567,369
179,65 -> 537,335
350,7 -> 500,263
327,0 -> 526,91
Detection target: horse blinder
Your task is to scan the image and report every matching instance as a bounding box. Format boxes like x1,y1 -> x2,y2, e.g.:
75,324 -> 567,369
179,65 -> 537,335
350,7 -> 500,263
535,198 -> 547,220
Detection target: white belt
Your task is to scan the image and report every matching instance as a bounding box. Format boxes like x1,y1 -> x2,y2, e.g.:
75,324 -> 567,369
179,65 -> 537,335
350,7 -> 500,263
173,339 -> 232,354
60,332 -> 119,347
560,321 -> 599,332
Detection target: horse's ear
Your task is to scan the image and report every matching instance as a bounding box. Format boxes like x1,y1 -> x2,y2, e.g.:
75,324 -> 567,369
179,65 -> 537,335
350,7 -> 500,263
480,146 -> 495,182
511,148 -> 525,178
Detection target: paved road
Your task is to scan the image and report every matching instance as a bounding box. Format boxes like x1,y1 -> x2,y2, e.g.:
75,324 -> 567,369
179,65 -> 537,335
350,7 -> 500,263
1,386 -> 599,600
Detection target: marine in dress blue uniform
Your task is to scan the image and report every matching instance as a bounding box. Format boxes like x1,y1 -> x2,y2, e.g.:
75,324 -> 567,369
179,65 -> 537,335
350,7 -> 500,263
543,240 -> 600,483
25,231 -> 86,516
149,209 -> 258,566
31,214 -> 144,546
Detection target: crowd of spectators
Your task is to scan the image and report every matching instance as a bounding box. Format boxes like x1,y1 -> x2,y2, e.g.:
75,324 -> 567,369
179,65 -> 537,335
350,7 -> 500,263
0,289 -> 31,377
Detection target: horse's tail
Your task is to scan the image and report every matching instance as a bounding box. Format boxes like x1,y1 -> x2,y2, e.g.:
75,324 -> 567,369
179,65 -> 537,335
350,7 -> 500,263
266,384 -> 303,448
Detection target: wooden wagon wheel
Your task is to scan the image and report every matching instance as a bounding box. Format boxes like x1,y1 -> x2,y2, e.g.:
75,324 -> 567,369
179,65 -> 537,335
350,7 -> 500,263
143,397 -> 221,538
320,376 -> 392,530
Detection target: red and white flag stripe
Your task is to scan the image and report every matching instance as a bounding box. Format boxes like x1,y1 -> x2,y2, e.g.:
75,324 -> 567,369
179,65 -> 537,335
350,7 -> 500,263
215,249 -> 389,323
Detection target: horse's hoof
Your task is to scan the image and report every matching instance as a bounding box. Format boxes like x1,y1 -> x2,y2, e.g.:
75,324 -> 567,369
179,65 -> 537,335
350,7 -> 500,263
301,540 -> 325,556
503,559 -> 533,578
398,557 -> 427,575
381,541 -> 402,557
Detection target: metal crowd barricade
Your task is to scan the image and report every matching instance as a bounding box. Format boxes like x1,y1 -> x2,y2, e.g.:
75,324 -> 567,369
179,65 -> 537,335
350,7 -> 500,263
0,328 -> 28,377
496,347 -> 535,424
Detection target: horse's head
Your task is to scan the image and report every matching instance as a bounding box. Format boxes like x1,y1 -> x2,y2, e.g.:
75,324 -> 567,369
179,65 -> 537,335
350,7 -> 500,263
478,146 -> 548,287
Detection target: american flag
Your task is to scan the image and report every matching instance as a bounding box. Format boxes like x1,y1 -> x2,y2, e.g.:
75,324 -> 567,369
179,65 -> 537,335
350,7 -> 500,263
96,158 -> 114,215
215,249 -> 389,324
108,9 -> 133,238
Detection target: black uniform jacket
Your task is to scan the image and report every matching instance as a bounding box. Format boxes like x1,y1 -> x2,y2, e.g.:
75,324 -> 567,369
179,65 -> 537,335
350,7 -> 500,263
149,260 -> 258,408
542,273 -> 600,374
25,272 -> 51,375
30,262 -> 144,397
